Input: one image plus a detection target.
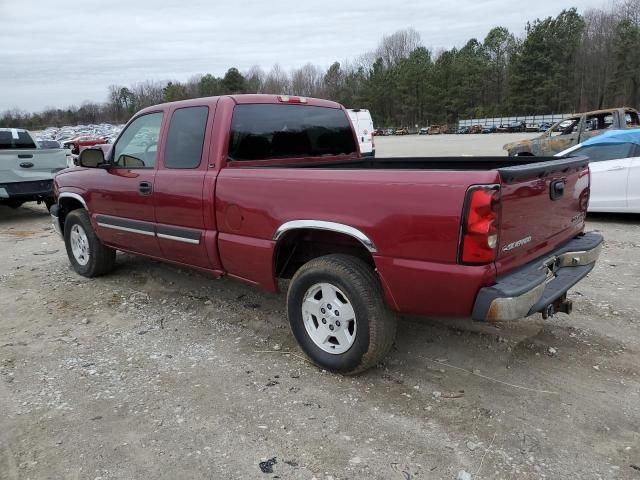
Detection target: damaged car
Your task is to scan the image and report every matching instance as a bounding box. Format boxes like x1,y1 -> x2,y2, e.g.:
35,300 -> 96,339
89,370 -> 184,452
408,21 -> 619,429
504,107 -> 640,156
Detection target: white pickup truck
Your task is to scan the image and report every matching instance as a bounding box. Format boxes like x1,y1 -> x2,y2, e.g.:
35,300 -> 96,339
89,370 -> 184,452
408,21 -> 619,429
0,128 -> 70,210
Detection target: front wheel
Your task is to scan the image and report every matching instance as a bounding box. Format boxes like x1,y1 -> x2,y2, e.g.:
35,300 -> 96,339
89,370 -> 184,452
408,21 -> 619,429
64,209 -> 116,277
287,254 -> 397,375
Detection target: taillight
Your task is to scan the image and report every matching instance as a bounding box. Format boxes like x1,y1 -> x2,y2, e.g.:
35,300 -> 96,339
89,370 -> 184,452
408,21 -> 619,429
459,185 -> 500,265
278,95 -> 307,104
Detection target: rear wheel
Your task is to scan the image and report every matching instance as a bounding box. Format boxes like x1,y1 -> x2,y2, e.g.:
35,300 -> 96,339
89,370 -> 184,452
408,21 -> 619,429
64,209 -> 116,277
287,254 -> 397,375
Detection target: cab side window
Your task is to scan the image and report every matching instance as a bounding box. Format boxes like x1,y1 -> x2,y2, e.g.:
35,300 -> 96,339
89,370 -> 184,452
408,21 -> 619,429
164,106 -> 209,169
585,112 -> 613,132
112,112 -> 163,169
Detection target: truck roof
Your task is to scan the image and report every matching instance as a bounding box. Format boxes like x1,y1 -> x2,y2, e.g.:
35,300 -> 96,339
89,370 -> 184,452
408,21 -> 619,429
567,107 -> 638,117
0,127 -> 29,133
137,94 -> 342,116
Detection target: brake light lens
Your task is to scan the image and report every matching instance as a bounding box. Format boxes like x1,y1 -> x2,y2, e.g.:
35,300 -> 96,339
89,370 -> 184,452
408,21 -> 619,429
459,186 -> 500,264
278,95 -> 307,104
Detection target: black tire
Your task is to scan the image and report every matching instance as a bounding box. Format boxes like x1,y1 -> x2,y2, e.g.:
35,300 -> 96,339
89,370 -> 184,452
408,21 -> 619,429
287,254 -> 397,375
64,209 -> 116,277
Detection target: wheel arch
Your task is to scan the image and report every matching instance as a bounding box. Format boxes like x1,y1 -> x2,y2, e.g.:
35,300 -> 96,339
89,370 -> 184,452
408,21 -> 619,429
272,221 -> 378,281
58,192 -> 88,232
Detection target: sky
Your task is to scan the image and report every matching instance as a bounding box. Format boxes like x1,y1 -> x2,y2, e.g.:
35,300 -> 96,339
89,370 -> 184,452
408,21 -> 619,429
0,0 -> 608,112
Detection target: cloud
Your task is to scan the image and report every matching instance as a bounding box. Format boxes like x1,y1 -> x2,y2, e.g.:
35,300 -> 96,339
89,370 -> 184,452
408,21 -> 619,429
0,0 -> 606,112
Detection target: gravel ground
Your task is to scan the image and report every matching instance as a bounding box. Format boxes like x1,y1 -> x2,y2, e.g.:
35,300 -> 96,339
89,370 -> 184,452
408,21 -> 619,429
373,133 -> 539,157
1,135 -> 639,479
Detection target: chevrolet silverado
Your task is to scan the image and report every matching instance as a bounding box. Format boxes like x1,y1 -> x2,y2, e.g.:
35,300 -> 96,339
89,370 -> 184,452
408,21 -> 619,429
51,95 -> 603,374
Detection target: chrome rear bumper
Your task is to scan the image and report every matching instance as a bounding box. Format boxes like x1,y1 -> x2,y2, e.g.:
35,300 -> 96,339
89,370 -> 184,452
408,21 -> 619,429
472,232 -> 603,321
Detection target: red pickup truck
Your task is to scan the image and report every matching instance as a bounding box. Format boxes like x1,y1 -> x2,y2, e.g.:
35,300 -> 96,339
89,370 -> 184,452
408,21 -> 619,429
51,94 -> 603,374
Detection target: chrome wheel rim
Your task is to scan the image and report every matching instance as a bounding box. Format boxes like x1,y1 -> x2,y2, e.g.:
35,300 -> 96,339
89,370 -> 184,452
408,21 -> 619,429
70,224 -> 90,266
302,282 -> 357,354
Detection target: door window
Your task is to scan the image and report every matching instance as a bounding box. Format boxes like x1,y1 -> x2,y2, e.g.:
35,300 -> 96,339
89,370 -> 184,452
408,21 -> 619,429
550,118 -> 579,136
164,106 -> 209,169
112,112 -> 163,169
574,143 -> 634,162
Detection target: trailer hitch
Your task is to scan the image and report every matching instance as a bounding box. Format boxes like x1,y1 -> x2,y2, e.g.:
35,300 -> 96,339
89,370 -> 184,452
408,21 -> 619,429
541,296 -> 573,319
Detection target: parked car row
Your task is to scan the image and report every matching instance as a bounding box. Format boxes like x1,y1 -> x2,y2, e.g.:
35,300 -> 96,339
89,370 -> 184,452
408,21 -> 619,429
375,125 -> 453,135
376,123 -> 553,135
36,123 -> 124,154
374,128 -> 411,136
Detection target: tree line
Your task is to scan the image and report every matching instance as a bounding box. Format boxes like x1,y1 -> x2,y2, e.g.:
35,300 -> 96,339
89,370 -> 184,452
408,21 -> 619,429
2,0 -> 638,130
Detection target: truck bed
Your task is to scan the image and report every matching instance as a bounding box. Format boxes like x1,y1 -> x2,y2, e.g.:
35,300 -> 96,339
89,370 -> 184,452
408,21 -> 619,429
248,155 -> 587,181
220,153 -> 590,315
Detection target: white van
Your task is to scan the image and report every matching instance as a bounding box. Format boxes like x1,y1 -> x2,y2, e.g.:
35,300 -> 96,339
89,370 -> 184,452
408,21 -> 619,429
347,109 -> 375,157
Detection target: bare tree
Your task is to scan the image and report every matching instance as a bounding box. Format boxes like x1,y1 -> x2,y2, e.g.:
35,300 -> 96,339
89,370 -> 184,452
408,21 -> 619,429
617,0 -> 640,24
131,81 -> 164,109
245,65 -> 265,93
290,63 -> 324,97
576,8 -> 618,109
375,28 -> 422,67
262,64 -> 290,94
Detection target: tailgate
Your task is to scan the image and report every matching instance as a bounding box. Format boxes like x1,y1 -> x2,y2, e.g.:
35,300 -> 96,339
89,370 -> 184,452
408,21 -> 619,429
495,156 -> 590,275
0,149 -> 68,183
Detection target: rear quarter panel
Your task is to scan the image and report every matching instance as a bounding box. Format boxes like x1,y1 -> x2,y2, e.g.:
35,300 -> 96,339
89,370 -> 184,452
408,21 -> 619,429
215,167 -> 500,316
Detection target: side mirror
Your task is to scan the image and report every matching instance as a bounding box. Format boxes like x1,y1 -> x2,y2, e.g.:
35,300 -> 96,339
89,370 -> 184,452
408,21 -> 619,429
79,148 -> 106,168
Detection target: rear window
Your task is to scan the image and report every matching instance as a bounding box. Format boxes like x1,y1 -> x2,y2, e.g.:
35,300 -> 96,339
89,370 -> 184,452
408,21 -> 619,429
574,143 -> 634,162
625,111 -> 640,127
0,130 -> 36,149
38,140 -> 61,149
228,104 -> 357,161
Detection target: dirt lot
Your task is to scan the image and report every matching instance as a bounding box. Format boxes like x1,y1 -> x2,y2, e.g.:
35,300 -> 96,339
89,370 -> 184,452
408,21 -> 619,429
374,133 -> 539,157
1,135 -> 639,479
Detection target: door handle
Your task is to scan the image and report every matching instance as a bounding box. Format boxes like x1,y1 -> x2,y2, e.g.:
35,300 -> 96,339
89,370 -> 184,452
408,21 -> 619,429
138,181 -> 153,195
18,154 -> 33,159
606,166 -> 625,172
